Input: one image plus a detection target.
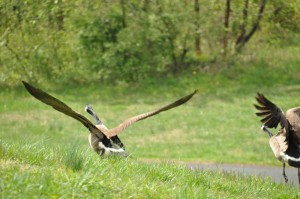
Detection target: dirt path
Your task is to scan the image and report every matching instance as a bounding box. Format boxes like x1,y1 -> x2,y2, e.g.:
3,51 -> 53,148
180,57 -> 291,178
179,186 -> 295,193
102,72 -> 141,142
186,162 -> 298,186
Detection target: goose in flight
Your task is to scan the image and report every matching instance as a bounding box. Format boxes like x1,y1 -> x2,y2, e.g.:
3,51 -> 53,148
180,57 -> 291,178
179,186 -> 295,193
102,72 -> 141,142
85,104 -> 126,156
22,81 -> 197,157
254,92 -> 300,184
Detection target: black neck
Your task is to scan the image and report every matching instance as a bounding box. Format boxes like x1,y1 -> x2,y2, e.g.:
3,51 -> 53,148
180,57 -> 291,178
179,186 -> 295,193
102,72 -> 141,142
261,125 -> 273,138
86,105 -> 102,125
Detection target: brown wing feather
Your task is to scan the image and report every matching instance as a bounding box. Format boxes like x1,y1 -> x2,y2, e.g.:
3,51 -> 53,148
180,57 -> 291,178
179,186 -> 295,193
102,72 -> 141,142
106,90 -> 198,137
22,81 -> 106,139
254,92 -> 289,131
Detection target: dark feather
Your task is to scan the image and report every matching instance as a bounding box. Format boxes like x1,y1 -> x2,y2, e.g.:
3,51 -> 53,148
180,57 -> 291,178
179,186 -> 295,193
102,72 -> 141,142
255,111 -> 271,117
107,90 -> 198,137
22,81 -> 108,141
254,104 -> 271,111
254,92 -> 287,129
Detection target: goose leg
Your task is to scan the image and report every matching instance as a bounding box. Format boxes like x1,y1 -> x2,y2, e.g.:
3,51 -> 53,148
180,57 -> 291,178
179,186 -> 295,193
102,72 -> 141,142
283,162 -> 288,183
298,168 -> 300,185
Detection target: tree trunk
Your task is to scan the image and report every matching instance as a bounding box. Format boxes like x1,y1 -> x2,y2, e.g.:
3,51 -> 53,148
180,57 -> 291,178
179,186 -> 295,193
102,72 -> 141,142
223,0 -> 231,56
194,0 -> 201,55
120,0 -> 126,28
235,0 -> 267,52
236,0 -> 249,45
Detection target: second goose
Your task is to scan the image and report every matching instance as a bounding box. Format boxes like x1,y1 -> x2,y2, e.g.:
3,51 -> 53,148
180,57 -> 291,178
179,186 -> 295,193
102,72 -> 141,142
254,92 -> 300,185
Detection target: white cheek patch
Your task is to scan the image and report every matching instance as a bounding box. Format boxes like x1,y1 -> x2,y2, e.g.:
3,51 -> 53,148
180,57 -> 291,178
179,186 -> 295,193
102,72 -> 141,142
280,151 -> 300,162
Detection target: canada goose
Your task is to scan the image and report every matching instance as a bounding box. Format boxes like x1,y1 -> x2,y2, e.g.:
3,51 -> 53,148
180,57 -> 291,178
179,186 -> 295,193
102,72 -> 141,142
254,92 -> 300,184
22,81 -> 197,157
85,104 -> 125,154
85,104 -> 126,155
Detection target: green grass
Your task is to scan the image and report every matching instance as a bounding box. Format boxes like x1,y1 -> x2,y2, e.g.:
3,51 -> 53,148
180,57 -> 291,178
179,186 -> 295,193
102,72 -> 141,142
1,46 -> 300,197
0,142 -> 299,198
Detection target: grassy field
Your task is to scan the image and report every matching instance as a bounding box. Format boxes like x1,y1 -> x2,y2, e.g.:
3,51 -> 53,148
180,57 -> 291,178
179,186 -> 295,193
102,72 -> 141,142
1,151 -> 299,198
1,46 -> 300,197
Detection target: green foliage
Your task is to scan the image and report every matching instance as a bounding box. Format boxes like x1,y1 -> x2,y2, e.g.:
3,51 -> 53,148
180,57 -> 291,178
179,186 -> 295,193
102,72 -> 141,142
268,0 -> 300,33
0,0 -> 300,87
75,1 -> 195,82
261,0 -> 300,47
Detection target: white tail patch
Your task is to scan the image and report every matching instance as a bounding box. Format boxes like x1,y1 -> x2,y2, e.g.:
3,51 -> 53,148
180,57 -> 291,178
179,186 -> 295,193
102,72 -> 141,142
98,142 -> 126,155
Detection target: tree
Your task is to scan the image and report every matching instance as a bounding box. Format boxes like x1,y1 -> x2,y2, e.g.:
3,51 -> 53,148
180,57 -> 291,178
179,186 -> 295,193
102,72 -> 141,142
235,0 -> 267,51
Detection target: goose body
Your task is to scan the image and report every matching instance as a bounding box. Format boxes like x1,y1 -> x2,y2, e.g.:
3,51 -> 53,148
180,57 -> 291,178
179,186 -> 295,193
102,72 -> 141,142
85,104 -> 127,156
22,81 -> 197,157
254,93 -> 300,184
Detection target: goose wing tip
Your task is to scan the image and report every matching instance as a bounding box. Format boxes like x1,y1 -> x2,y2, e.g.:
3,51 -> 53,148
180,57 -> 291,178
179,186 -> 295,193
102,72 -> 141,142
22,81 -> 35,94
188,89 -> 198,97
22,80 -> 29,87
189,90 -> 198,97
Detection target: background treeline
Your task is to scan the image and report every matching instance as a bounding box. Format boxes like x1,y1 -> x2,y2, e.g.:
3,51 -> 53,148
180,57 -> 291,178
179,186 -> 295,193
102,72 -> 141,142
0,0 -> 299,87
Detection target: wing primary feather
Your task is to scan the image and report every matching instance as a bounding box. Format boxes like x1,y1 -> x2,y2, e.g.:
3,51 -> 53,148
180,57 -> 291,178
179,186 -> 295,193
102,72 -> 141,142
22,81 -> 106,140
253,104 -> 271,111
254,92 -> 288,130
106,90 -> 198,137
260,114 -> 272,123
255,111 -> 271,117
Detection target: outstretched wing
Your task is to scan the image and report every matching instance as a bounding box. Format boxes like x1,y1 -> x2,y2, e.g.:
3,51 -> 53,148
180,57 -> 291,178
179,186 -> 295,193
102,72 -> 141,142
106,90 -> 198,137
254,92 -> 289,130
22,81 -> 107,140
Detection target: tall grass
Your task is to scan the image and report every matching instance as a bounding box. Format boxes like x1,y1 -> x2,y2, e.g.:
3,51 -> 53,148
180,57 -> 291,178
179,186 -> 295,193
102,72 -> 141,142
0,141 -> 299,198
64,143 -> 84,172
